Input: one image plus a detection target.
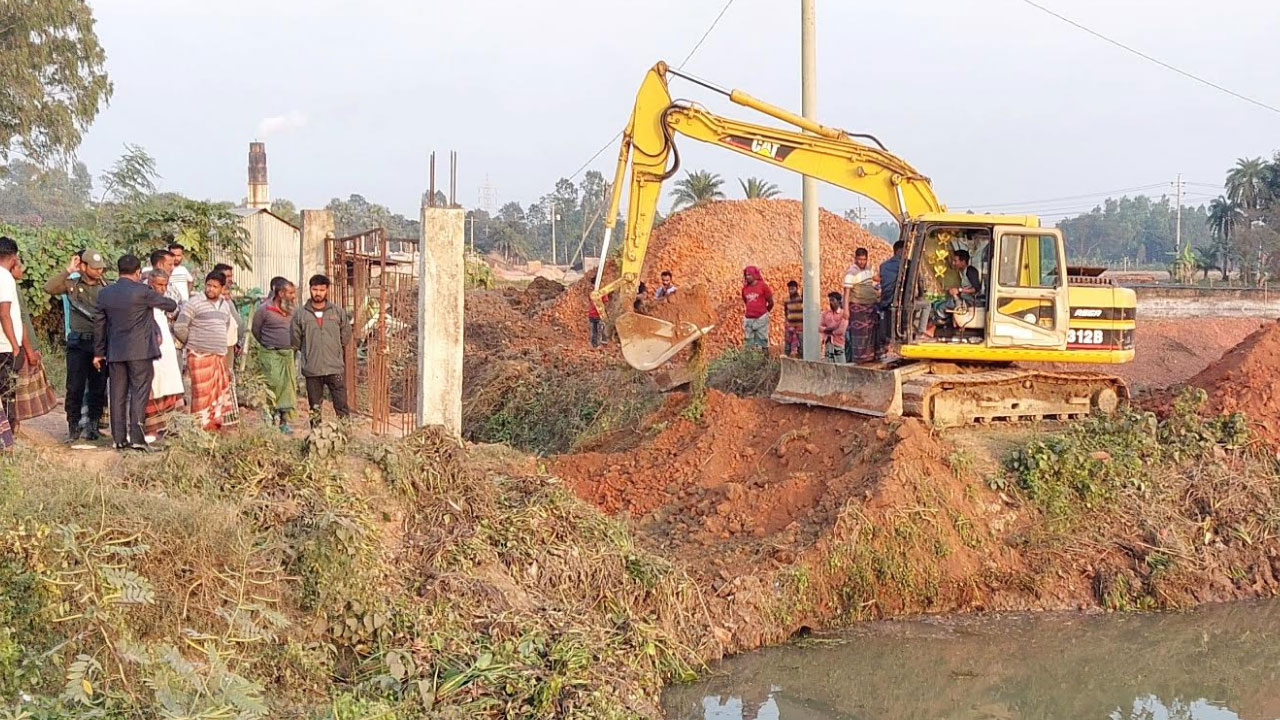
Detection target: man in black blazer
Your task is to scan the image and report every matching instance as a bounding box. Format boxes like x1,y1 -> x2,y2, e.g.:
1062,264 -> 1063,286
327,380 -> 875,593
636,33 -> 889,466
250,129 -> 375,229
93,254 -> 179,450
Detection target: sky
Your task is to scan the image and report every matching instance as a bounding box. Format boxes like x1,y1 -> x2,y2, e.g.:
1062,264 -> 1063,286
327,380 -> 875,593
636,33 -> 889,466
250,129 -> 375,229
75,0 -> 1280,224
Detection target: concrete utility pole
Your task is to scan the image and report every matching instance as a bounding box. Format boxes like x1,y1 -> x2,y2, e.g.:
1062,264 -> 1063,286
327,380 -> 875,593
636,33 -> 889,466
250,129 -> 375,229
550,207 -> 558,265
800,0 -> 821,361
1173,172 -> 1183,257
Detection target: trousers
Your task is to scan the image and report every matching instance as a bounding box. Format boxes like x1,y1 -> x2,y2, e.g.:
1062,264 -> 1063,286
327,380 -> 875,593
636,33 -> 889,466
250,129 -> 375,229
305,373 -> 350,425
66,341 -> 108,427
108,359 -> 154,446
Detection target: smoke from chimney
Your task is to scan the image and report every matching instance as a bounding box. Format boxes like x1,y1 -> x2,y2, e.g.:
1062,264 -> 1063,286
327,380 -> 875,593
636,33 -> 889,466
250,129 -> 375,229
247,142 -> 269,209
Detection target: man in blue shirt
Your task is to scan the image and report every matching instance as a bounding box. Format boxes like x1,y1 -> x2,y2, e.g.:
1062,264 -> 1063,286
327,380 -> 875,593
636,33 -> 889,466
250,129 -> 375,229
876,240 -> 904,356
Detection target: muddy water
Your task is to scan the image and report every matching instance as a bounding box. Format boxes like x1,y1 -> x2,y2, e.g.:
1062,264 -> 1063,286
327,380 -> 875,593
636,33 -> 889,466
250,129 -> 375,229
664,601 -> 1280,720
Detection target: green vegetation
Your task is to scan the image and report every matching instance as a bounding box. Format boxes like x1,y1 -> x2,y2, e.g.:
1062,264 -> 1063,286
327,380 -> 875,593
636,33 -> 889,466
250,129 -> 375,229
706,347 -> 780,398
464,360 -> 661,455
670,170 -> 726,210
466,171 -> 615,268
1004,390 -> 1248,522
0,1 -> 112,165
738,177 -> 781,200
0,425 -> 710,718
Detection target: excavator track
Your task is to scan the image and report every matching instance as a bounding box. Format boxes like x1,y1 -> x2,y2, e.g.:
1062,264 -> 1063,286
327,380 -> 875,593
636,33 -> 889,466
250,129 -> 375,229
902,368 -> 1130,428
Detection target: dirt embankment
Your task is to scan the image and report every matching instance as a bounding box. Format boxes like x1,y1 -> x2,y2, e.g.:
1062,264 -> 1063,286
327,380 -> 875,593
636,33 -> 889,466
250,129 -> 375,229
552,384 -> 1280,633
1044,316 -> 1270,391
1184,319 -> 1280,448
540,199 -> 889,353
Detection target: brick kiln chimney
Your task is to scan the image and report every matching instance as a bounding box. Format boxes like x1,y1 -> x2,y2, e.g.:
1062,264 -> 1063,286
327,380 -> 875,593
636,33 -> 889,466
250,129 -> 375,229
247,141 -> 269,209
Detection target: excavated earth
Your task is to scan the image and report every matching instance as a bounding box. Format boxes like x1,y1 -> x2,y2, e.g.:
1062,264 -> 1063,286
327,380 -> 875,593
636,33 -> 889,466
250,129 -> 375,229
463,201 -> 1280,645
540,199 -> 890,354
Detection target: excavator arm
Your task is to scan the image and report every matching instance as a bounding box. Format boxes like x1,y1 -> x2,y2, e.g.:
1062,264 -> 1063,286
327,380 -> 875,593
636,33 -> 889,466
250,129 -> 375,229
592,61 -> 943,370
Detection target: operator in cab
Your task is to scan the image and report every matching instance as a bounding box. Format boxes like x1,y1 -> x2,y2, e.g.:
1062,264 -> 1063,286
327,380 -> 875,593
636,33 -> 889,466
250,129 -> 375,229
932,250 -> 982,339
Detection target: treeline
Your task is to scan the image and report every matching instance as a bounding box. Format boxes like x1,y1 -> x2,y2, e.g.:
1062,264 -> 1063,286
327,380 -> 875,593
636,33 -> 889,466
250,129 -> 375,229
465,170 -> 614,268
1056,195 -> 1211,267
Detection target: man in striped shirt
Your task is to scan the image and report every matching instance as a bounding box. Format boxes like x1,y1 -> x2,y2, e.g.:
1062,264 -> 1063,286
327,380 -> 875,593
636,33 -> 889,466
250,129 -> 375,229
782,280 -> 803,358
173,272 -> 237,430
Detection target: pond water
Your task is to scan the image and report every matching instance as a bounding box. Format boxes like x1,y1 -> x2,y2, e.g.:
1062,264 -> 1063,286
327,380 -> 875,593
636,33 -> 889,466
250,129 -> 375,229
663,601 -> 1280,720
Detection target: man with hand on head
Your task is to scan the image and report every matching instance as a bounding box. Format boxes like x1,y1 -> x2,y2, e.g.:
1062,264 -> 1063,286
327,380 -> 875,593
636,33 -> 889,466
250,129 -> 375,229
44,248 -> 111,441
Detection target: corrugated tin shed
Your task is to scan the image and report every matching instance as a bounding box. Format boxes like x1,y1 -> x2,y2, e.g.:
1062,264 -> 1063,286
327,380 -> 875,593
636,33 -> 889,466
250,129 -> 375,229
228,207 -> 302,294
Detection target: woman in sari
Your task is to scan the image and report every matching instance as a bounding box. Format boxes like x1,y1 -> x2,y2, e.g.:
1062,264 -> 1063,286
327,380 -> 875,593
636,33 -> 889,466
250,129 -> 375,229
142,270 -> 185,441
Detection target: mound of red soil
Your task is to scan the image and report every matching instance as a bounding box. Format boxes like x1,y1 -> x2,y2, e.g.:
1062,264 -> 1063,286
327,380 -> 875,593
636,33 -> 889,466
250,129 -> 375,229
542,199 -> 889,351
1186,319 -> 1280,447
1042,317 -> 1269,391
550,391 -> 900,564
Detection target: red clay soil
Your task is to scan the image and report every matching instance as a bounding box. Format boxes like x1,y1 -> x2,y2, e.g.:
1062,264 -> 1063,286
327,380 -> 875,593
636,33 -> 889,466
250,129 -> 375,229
541,199 -> 889,352
1040,316 -> 1269,391
1186,319 -> 1280,447
550,390 -> 979,576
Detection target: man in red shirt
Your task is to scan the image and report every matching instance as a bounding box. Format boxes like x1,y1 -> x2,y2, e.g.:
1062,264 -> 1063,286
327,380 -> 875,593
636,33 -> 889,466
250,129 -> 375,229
588,292 -> 611,348
741,266 -> 773,350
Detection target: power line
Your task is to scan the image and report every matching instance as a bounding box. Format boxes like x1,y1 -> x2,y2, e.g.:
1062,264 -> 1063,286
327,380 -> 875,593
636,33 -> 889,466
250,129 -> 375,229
957,183 -> 1168,209
560,0 -> 739,184
1017,0 -> 1280,116
678,0 -> 738,69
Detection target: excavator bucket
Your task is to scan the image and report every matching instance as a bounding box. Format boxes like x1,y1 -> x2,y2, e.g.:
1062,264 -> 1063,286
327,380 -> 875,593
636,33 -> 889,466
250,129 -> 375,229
771,357 -> 913,417
615,311 -> 716,372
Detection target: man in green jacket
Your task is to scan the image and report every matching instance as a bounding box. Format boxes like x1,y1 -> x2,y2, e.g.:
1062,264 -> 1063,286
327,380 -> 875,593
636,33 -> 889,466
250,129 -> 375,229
290,274 -> 352,427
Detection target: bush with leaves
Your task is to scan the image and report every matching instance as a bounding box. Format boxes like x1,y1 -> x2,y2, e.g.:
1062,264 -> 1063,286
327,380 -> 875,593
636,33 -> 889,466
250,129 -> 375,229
1005,388 -> 1250,521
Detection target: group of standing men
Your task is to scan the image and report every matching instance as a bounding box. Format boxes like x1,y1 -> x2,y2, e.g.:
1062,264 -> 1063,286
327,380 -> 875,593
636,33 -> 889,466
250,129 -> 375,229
0,235 -> 354,453
753,240 -> 906,363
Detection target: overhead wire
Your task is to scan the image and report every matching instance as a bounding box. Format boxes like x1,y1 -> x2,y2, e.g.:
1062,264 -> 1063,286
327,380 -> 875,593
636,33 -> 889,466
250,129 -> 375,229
955,183 -> 1168,209
560,0 -> 738,184
1017,0 -> 1280,115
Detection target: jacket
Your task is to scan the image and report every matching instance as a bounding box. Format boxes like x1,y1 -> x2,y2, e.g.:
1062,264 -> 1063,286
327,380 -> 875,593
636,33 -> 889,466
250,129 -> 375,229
93,277 -> 179,362
291,300 -> 351,377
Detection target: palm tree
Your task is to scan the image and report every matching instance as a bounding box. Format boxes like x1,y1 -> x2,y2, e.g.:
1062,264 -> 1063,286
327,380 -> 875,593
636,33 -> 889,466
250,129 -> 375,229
739,177 -> 781,199
670,170 -> 726,209
1207,195 -> 1243,279
1226,157 -> 1271,210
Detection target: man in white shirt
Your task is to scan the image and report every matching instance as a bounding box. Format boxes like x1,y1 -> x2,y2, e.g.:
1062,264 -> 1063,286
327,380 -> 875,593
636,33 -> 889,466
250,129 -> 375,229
144,248 -> 185,308
166,241 -> 193,302
0,236 -> 25,428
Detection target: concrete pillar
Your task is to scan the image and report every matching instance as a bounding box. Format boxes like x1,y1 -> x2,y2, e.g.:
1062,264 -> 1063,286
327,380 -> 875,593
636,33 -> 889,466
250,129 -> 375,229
417,206 -> 465,436
299,209 -> 334,284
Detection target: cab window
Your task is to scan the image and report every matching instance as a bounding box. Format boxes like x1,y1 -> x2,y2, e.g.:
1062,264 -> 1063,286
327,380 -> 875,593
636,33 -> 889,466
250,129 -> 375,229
998,234 -> 1061,289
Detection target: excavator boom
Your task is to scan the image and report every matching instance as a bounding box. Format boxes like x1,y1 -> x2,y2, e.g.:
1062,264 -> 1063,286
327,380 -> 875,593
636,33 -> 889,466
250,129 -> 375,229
593,62 -> 942,369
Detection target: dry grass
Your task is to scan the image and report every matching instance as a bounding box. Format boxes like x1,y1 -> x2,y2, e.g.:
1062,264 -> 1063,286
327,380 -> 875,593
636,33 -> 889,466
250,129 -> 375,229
0,419 -> 717,719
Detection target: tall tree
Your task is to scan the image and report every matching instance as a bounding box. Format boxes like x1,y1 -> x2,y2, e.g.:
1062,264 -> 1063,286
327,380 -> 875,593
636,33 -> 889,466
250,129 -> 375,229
1226,157 -> 1271,210
671,170 -> 725,209
1206,195 -> 1242,278
0,1 -> 112,164
98,144 -> 158,204
326,194 -> 419,238
104,193 -> 251,268
0,159 -> 92,226
739,177 -> 781,199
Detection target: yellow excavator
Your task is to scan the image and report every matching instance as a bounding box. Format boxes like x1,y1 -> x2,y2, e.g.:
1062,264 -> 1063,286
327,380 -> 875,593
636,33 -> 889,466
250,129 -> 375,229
591,62 -> 1136,427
